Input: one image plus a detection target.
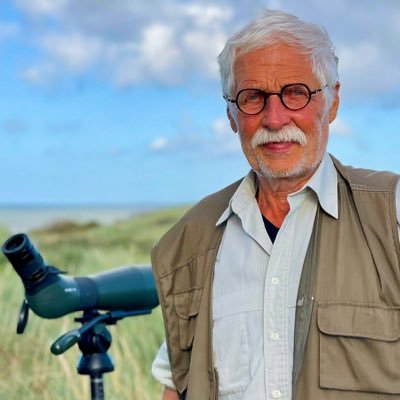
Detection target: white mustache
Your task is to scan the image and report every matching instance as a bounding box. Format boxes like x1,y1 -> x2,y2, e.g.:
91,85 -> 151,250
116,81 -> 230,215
251,126 -> 307,148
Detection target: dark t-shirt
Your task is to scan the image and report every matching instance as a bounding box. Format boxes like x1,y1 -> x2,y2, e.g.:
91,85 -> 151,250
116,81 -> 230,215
262,216 -> 279,243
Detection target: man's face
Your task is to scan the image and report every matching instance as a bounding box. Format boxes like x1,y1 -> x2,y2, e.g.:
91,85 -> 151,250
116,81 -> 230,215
227,43 -> 339,182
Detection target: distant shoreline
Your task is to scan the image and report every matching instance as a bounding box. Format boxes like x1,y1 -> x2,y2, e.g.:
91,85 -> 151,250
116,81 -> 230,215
0,204 -> 167,234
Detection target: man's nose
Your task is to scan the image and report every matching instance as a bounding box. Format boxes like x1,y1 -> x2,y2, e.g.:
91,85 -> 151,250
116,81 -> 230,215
261,94 -> 291,131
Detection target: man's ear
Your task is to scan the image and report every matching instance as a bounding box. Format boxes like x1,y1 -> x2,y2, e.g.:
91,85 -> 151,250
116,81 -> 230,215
227,107 -> 238,133
329,82 -> 340,123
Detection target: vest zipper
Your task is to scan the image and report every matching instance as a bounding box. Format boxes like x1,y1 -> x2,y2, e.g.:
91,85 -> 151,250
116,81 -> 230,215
213,368 -> 219,400
209,235 -> 222,400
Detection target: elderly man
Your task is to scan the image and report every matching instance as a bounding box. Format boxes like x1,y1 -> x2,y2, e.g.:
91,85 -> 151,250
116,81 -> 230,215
151,9 -> 400,400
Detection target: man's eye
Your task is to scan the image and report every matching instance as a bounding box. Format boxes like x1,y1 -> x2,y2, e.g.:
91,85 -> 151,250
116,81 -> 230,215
243,92 -> 263,102
285,86 -> 308,97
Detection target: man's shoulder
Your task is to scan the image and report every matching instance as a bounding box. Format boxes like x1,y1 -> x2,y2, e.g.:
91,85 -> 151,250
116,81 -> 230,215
331,154 -> 399,191
151,178 -> 244,276
152,178 -> 243,258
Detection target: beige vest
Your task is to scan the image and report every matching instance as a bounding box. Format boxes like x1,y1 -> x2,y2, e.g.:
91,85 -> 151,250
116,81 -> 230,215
152,157 -> 400,399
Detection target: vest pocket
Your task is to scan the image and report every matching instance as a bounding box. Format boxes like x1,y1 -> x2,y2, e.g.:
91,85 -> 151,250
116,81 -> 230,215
317,302 -> 400,394
174,288 -> 202,350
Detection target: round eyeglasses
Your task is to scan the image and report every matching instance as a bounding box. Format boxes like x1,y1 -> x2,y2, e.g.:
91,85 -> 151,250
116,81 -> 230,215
224,83 -> 327,115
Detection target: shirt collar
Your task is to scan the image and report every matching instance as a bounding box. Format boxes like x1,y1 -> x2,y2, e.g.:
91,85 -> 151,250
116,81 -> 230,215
216,152 -> 338,226
300,152 -> 338,219
216,170 -> 258,226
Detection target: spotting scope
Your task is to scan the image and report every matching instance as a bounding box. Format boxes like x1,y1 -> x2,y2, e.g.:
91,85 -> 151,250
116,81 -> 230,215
2,233 -> 159,319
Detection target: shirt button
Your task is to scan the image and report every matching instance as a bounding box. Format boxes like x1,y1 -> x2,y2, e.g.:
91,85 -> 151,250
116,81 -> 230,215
271,277 -> 279,285
272,389 -> 282,398
271,332 -> 280,340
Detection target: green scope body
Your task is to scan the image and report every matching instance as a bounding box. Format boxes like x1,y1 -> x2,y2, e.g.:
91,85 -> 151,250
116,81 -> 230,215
2,233 -> 159,319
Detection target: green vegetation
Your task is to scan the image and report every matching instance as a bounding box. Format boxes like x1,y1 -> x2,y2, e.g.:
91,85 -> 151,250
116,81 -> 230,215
0,206 -> 189,400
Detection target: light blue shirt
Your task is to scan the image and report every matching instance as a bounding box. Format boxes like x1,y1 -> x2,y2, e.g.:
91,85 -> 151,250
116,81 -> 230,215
213,153 -> 337,400
152,153 -> 400,399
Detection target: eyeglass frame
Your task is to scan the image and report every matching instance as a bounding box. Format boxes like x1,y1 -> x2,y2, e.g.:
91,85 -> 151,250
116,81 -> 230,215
223,83 -> 328,115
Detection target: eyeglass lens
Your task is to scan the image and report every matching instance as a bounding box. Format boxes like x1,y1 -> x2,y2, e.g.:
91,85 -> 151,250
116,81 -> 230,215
237,84 -> 311,114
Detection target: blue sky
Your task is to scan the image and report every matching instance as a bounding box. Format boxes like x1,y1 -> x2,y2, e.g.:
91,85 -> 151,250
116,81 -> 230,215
0,0 -> 399,205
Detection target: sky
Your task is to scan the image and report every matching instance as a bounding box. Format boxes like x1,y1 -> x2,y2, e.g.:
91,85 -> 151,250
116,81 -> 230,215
0,0 -> 399,205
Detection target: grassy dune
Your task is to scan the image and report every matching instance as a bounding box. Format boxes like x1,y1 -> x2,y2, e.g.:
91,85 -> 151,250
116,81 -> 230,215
0,207 -> 189,400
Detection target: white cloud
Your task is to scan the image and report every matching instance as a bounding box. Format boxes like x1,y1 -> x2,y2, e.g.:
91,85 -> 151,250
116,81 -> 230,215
147,115 -> 241,158
139,23 -> 181,75
183,29 -> 227,78
339,43 -> 379,73
21,63 -> 56,85
41,33 -> 103,71
330,117 -> 352,136
113,22 -> 183,86
150,137 -> 168,151
13,0 -> 233,87
211,117 -> 241,155
181,4 -> 232,27
10,0 -> 400,105
337,41 -> 399,99
21,33 -> 103,83
16,0 -> 68,17
212,117 -> 231,138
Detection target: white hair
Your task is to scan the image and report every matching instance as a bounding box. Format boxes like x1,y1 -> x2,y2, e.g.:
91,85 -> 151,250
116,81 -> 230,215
217,9 -> 339,106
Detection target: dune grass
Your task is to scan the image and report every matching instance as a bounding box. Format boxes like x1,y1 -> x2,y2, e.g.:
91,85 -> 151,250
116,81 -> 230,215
0,206 -> 189,400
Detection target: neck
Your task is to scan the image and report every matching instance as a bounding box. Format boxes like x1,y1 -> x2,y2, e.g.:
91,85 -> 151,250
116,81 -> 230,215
256,172 -> 314,227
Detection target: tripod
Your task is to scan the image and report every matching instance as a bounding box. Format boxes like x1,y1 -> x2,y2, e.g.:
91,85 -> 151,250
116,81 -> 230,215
51,308 -> 152,400
17,301 -> 151,400
3,233 -> 159,400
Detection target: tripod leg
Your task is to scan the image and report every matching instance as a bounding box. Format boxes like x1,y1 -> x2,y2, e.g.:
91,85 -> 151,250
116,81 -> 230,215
90,374 -> 105,400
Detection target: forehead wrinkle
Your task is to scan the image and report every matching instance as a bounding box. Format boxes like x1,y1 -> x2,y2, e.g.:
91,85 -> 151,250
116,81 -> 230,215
232,43 -> 320,94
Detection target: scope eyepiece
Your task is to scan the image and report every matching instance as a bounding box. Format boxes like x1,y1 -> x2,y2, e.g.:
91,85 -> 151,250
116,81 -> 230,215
2,233 -> 48,285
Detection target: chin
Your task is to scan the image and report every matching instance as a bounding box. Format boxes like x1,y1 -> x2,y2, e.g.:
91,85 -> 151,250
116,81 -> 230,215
259,166 -> 307,180
256,155 -> 322,180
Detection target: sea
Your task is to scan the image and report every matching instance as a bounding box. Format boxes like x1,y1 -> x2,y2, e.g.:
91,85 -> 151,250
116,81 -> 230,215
0,204 -> 161,234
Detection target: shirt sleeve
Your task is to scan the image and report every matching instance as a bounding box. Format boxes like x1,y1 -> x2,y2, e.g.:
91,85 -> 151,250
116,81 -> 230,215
152,340 -> 176,389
